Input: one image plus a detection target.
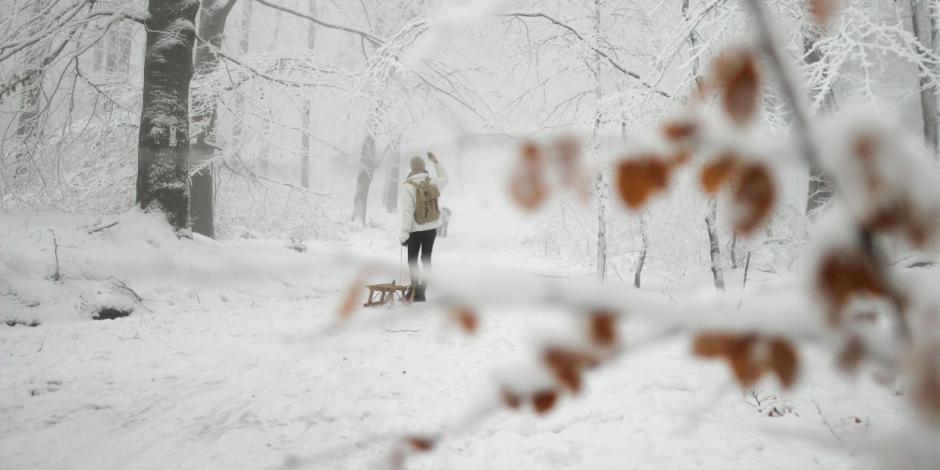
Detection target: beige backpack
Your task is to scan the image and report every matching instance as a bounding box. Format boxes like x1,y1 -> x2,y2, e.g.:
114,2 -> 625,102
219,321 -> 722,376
406,179 -> 441,224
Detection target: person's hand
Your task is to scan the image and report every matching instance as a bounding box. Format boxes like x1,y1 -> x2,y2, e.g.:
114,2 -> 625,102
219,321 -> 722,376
427,152 -> 438,164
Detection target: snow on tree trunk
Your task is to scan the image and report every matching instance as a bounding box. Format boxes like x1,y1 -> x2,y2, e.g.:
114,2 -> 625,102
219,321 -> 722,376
13,0 -> 48,178
803,32 -> 834,215
634,216 -> 648,288
232,0 -> 252,145
301,0 -> 317,189
593,0 -> 607,282
352,134 -> 377,225
705,198 -> 725,291
106,22 -> 135,74
383,137 -> 401,213
136,0 -> 200,231
190,0 -> 238,239
684,0 -> 723,290
910,0 -> 938,156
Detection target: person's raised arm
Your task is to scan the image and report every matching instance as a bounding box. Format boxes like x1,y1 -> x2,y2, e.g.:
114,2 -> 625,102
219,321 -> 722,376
428,152 -> 448,191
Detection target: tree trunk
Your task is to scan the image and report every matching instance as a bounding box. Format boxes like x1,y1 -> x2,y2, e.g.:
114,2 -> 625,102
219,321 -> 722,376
13,0 -> 48,178
300,0 -> 317,188
803,32 -> 834,215
705,199 -> 725,291
592,0 -> 607,282
106,22 -> 135,74
911,0 -> 938,155
634,216 -> 648,288
383,137 -> 401,213
189,0 -> 238,238
232,0 -> 252,145
684,0 -> 724,290
137,0 -> 200,231
352,135 -> 377,225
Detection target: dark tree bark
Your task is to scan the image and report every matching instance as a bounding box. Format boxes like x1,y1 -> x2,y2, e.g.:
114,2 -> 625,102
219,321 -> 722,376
352,134 -> 377,225
910,0 -> 938,155
705,199 -> 725,291
190,0 -> 239,238
136,0 -> 200,231
634,216 -> 648,288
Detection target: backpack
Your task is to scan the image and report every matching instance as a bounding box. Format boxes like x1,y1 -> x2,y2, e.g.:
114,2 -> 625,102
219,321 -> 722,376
406,178 -> 441,224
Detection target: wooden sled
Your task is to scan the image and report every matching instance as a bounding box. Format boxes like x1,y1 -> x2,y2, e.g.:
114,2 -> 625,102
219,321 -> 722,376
363,281 -> 414,307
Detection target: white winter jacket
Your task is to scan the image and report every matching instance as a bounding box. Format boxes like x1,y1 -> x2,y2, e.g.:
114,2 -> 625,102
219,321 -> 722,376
399,162 -> 448,243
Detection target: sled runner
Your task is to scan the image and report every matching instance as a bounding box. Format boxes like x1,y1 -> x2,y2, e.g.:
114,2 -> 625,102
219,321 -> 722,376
363,281 -> 414,307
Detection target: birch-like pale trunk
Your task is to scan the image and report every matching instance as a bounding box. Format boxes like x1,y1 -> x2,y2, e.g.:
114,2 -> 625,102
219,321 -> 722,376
137,0 -> 200,231
593,0 -> 607,282
705,198 -> 725,290
634,215 -> 648,288
301,0 -> 317,189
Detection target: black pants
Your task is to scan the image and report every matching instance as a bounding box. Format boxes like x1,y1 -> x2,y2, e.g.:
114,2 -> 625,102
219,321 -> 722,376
406,229 -> 437,299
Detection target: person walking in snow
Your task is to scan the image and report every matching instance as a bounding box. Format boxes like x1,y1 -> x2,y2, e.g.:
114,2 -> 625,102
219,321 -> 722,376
400,152 -> 448,302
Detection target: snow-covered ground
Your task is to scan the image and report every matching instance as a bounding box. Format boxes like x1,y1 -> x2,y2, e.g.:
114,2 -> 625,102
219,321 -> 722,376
0,203 -> 915,470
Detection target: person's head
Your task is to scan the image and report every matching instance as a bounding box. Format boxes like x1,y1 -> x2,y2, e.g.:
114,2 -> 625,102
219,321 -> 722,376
409,156 -> 426,172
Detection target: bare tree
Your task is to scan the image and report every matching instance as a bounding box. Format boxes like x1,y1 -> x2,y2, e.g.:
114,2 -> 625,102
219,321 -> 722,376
137,0 -> 201,231
13,0 -> 49,178
592,0 -> 608,282
351,134 -> 377,225
683,0 -> 724,290
300,0 -> 317,189
910,0 -> 938,155
383,135 -> 401,213
189,0 -> 239,238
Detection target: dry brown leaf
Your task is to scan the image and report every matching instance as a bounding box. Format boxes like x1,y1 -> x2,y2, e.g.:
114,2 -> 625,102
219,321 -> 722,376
451,307 -> 479,335
837,336 -> 866,372
533,389 -> 559,415
865,200 -> 939,248
816,250 -> 885,325
733,163 -> 776,235
700,153 -> 739,195
508,172 -> 548,211
713,49 -> 761,126
692,333 -> 738,357
543,348 -> 584,393
768,339 -> 799,389
615,157 -> 671,209
726,337 -> 762,387
912,345 -> 940,421
661,120 -> 698,144
407,436 -> 436,452
338,279 -> 363,320
521,141 -> 542,162
501,388 -> 522,410
809,0 -> 840,26
589,312 -> 618,347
